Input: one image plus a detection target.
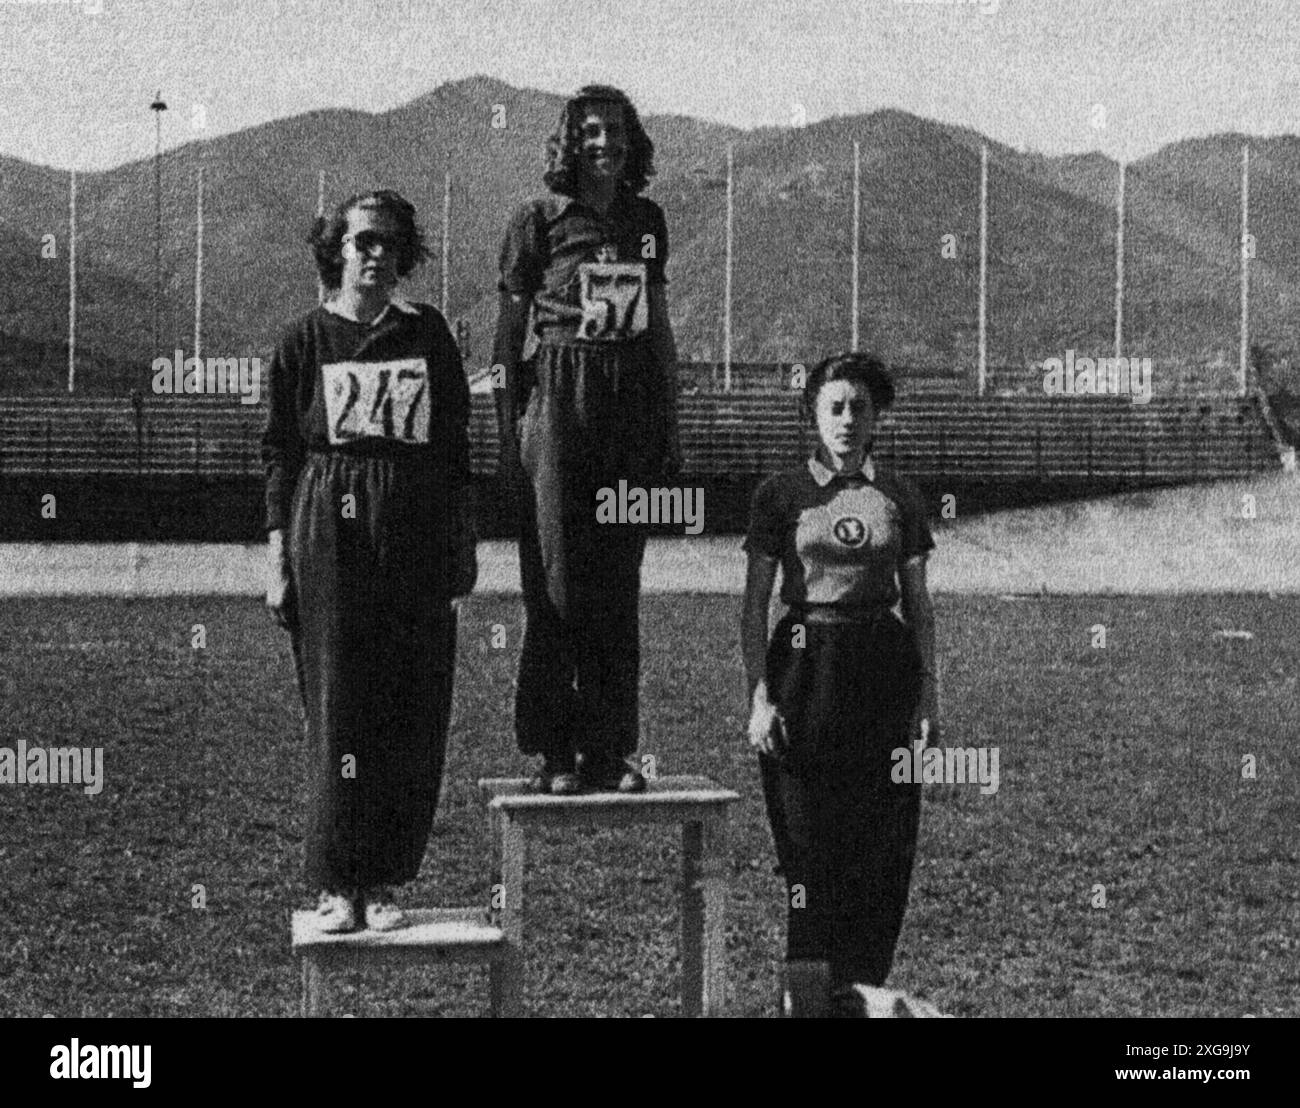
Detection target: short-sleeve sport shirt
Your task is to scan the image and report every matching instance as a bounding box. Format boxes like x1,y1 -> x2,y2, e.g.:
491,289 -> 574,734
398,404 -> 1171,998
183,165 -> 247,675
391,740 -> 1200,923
744,453 -> 935,616
498,192 -> 669,336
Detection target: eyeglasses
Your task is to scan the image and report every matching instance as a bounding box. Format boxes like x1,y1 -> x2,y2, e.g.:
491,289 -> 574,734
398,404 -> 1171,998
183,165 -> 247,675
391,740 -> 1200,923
344,230 -> 400,256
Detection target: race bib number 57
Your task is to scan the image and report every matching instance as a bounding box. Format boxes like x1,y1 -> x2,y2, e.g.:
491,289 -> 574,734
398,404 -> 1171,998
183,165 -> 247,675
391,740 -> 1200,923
322,358 -> 430,445
577,262 -> 648,341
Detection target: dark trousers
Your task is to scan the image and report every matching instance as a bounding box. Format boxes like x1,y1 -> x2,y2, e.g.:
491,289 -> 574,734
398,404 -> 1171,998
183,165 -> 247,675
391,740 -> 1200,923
516,498 -> 645,760
761,612 -> 924,988
513,338 -> 666,762
288,452 -> 457,891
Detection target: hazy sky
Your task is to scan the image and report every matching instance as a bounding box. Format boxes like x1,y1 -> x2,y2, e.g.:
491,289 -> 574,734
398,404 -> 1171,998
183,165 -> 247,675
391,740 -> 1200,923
2,0 -> 1298,170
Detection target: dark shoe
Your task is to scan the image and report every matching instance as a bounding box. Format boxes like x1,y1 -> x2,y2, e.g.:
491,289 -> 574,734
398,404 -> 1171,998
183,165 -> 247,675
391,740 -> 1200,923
782,960 -> 831,1018
532,754 -> 581,796
831,985 -> 868,1018
546,771 -> 582,796
615,764 -> 647,793
578,755 -> 647,794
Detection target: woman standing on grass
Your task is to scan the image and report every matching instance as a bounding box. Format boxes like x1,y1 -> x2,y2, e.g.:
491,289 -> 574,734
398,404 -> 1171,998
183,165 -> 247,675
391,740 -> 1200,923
263,189 -> 476,933
493,85 -> 681,795
741,353 -> 939,1016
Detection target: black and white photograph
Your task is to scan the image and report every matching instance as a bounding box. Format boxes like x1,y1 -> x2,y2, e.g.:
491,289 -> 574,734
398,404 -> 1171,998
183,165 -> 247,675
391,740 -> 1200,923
0,0 -> 1295,1072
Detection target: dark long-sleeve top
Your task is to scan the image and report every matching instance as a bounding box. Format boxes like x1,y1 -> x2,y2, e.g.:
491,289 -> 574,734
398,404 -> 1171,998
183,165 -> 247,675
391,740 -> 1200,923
260,298 -> 471,534
498,191 -> 669,338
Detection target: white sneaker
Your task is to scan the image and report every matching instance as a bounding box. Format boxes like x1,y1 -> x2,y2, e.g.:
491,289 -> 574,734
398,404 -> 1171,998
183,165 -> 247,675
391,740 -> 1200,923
315,890 -> 358,933
363,888 -> 406,932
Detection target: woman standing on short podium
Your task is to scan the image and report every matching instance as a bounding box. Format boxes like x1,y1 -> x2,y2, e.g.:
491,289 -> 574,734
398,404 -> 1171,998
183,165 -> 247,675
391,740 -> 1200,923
263,190 -> 476,933
741,353 -> 939,1015
493,85 -> 682,796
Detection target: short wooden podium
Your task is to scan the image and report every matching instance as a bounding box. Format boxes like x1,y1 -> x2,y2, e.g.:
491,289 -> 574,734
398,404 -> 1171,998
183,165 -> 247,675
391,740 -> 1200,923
479,775 -> 740,1017
290,774 -> 738,1017
292,906 -> 521,1017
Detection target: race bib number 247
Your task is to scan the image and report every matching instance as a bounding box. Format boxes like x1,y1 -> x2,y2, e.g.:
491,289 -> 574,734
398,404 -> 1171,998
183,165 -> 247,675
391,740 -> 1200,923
322,358 -> 430,445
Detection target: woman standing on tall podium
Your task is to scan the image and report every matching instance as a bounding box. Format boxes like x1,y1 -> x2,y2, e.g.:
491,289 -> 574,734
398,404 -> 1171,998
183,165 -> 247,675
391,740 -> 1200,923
263,189 -> 477,933
493,85 -> 682,795
741,353 -> 939,1015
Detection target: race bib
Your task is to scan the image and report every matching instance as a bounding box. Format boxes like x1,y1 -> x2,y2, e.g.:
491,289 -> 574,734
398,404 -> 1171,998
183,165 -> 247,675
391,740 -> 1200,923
322,358 -> 430,445
577,262 -> 648,341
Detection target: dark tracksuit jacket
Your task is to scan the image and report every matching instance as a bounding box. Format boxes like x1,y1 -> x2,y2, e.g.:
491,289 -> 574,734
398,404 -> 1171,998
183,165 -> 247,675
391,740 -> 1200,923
262,297 -> 470,890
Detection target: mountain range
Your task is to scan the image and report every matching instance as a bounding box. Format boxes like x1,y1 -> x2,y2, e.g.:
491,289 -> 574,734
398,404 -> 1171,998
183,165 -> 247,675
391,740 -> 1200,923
3,75 -> 1298,395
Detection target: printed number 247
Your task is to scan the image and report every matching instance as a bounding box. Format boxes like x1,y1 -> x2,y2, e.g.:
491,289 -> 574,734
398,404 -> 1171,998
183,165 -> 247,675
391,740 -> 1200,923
333,367 -> 427,442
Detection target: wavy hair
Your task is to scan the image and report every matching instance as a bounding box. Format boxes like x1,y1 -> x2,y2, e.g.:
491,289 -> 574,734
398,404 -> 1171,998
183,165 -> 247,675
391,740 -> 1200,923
542,85 -> 656,197
802,352 -> 897,421
308,189 -> 428,291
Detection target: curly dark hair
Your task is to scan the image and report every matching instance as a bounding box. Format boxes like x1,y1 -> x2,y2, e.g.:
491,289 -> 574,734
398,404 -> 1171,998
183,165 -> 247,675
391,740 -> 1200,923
802,352 -> 897,421
542,85 -> 656,197
308,189 -> 429,291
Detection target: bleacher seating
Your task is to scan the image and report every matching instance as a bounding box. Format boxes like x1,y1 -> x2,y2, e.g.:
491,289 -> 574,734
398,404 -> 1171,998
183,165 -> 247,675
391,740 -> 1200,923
0,389 -> 1279,483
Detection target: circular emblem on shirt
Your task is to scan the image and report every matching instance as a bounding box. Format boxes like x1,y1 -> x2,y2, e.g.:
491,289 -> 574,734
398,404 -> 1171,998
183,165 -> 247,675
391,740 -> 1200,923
832,516 -> 868,548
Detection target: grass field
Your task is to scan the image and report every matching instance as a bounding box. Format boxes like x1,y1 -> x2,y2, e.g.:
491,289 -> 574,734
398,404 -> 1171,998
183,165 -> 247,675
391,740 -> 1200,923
1,593 -> 1296,1018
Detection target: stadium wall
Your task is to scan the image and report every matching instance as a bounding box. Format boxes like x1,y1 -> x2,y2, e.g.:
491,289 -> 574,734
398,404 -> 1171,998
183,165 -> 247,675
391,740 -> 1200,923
0,392 -> 1280,540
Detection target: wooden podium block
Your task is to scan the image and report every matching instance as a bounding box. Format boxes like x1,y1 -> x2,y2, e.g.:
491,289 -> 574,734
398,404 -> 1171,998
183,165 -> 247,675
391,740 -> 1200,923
479,775 -> 739,1017
292,907 -> 522,1017
479,775 -> 740,823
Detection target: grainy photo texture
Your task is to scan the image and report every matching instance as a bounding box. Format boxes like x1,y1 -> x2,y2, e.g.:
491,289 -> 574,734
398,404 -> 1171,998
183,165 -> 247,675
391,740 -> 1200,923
0,0 -> 1295,1051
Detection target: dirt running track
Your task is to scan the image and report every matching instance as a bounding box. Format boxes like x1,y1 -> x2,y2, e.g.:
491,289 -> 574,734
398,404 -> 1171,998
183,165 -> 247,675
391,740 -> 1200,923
2,475 -> 1297,596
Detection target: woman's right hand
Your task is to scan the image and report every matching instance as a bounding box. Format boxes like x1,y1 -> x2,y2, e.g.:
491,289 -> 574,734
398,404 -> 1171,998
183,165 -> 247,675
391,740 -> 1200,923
747,682 -> 788,756
265,530 -> 294,630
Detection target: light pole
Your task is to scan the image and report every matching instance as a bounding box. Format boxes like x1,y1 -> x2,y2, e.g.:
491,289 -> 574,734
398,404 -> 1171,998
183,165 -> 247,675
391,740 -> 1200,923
316,169 -> 327,304
724,144 -> 733,391
194,164 -> 204,366
977,143 -> 988,397
68,169 -> 77,393
1239,143 -> 1250,397
693,160 -> 732,389
851,140 -> 860,351
442,168 -> 452,318
150,91 -> 167,357
1114,160 -> 1125,362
